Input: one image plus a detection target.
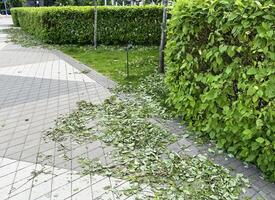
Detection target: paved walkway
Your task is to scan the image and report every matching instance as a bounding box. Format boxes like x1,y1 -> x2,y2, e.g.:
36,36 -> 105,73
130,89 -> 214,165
0,15 -> 274,200
0,16 -> 130,200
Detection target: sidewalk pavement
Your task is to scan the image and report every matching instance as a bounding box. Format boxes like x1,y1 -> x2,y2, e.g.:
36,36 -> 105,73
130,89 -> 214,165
0,15 -> 131,200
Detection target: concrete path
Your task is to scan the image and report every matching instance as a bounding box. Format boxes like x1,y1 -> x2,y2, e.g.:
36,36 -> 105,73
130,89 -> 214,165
0,15 -> 274,200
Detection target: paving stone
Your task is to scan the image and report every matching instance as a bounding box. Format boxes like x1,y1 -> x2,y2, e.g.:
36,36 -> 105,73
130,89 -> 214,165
241,187 -> 257,198
88,147 -> 105,160
167,142 -> 181,153
251,193 -> 264,200
269,191 -> 275,200
242,166 -> 261,177
262,183 -> 275,195
181,145 -> 199,157
196,144 -> 210,155
86,141 -> 103,151
258,191 -> 271,200
176,137 -> 192,148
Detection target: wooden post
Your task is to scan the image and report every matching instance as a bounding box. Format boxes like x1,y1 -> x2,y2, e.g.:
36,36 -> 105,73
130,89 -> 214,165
159,0 -> 167,73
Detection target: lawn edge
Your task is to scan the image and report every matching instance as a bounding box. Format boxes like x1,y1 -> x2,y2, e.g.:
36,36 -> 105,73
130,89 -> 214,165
52,49 -> 117,90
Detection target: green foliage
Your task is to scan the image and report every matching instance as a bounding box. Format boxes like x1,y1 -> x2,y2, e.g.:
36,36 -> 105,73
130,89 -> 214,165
11,9 -> 20,26
11,6 -> 162,45
53,0 -> 96,6
165,0 -> 275,181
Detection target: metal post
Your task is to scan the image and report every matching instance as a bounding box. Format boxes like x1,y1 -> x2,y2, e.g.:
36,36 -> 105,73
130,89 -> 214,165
93,0 -> 97,48
125,44 -> 132,78
126,49 -> 129,78
3,0 -> 8,16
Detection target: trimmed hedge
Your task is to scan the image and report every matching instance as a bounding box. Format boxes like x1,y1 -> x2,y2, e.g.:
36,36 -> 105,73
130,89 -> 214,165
11,6 -> 162,45
11,8 -> 20,26
166,0 -> 275,181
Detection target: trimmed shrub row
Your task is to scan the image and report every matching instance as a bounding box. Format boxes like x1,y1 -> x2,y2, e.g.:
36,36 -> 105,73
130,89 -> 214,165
166,0 -> 275,181
11,8 -> 20,26
11,6 -> 162,45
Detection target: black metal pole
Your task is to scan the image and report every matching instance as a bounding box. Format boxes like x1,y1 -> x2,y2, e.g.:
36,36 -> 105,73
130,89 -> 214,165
159,0 -> 167,73
93,0 -> 98,48
126,48 -> 129,78
4,1 -> 8,16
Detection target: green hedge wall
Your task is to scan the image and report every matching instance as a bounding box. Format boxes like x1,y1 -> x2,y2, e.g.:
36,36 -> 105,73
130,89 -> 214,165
11,6 -> 162,45
166,0 -> 275,181
11,8 -> 20,27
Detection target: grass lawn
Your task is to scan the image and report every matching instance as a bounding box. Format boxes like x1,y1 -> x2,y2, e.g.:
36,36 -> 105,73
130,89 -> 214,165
59,45 -> 159,85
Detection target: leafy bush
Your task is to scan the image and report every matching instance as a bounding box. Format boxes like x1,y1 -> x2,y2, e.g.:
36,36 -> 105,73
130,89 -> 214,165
166,0 -> 275,181
11,8 -> 19,26
11,6 -> 162,45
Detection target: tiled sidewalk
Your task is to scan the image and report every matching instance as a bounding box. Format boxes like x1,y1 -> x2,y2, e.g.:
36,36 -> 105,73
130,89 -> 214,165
0,15 -> 274,200
0,16 -> 130,200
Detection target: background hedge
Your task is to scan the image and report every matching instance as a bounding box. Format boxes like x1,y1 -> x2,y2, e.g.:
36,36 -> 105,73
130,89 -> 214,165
11,6 -> 162,45
166,0 -> 275,181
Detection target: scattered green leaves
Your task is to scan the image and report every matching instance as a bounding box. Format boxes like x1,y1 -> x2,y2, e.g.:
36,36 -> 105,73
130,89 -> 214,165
45,78 -> 249,199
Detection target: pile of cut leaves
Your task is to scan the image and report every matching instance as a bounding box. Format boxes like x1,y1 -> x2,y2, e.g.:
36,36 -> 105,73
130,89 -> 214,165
45,74 -> 249,199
